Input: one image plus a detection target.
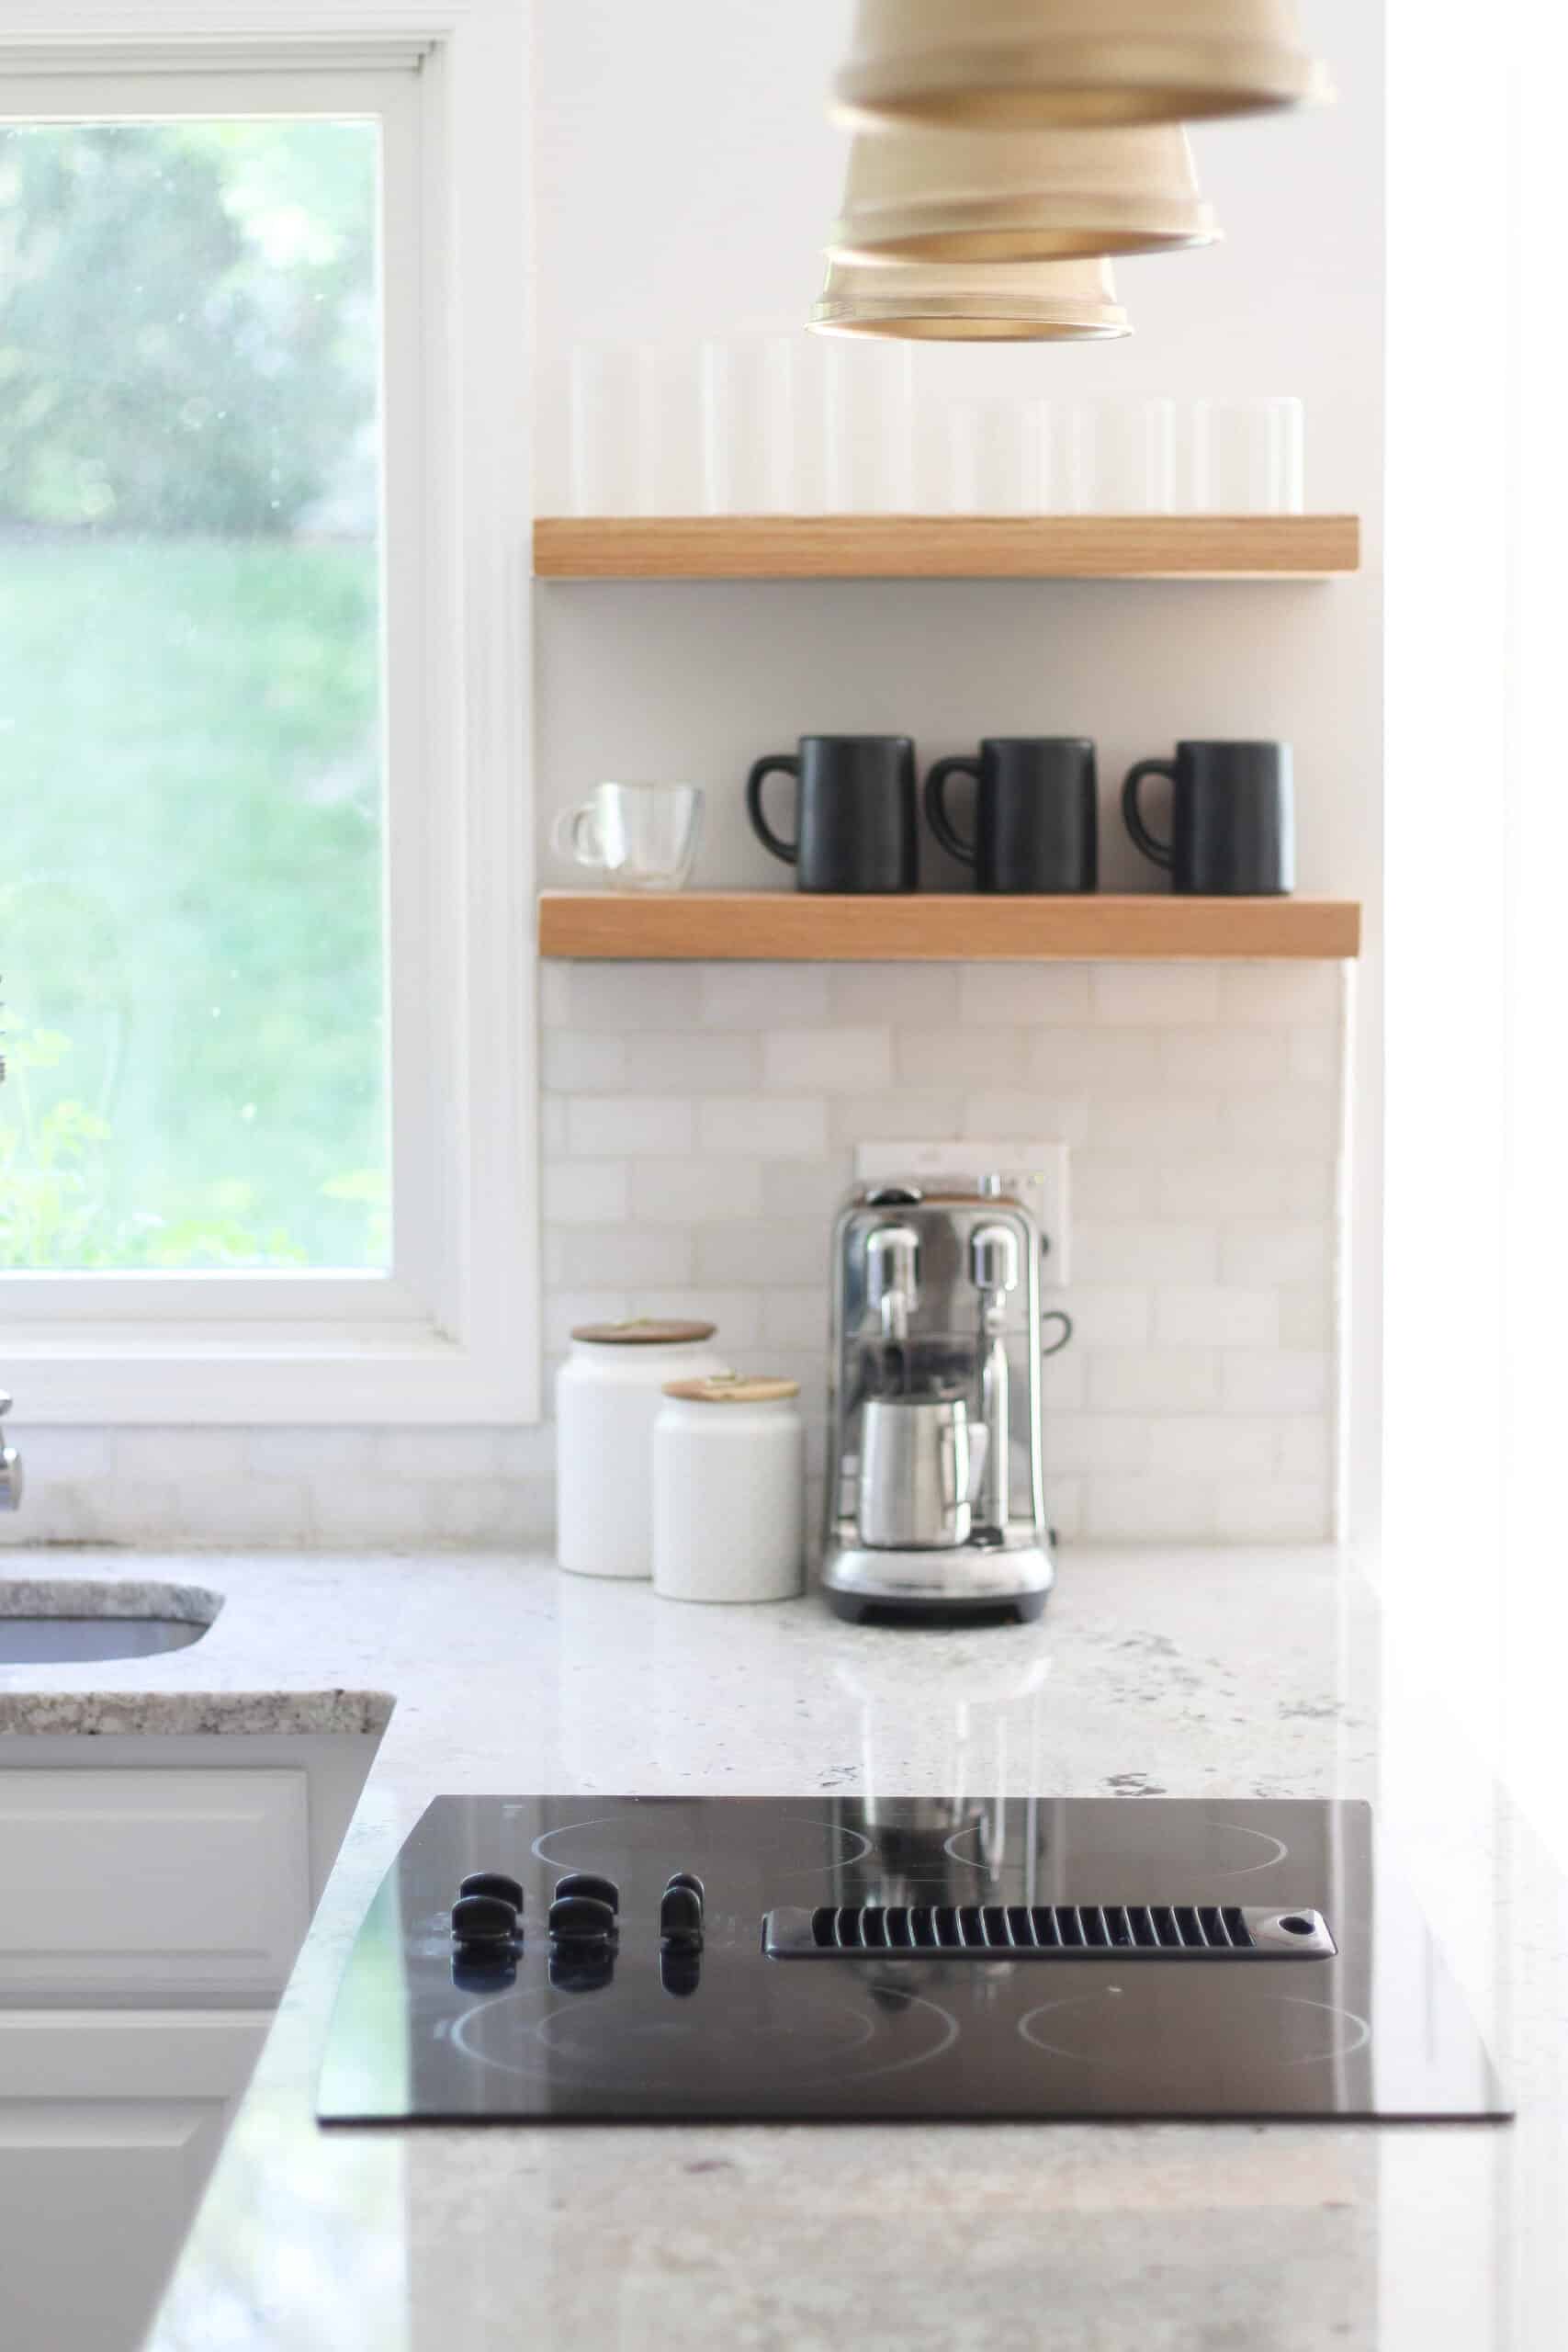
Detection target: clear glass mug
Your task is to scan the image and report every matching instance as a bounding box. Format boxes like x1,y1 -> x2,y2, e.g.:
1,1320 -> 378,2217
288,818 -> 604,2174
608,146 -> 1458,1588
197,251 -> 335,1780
551,782 -> 704,892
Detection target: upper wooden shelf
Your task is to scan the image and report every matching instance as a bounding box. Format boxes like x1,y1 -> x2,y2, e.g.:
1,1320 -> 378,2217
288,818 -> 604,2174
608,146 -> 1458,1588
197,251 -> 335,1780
539,892 -> 1361,963
533,514 -> 1360,582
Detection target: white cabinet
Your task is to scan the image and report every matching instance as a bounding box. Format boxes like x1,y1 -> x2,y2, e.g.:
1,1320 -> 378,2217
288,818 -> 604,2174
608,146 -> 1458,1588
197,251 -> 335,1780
0,2009 -> 269,2352
0,1768 -> 310,2000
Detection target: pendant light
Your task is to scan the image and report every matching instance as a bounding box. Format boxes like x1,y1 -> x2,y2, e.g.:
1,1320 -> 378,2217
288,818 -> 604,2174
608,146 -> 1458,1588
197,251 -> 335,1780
833,0 -> 1328,130
828,122 -> 1218,264
808,254 -> 1129,343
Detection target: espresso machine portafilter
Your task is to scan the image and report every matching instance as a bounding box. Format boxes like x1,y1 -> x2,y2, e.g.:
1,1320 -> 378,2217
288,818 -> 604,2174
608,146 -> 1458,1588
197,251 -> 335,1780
823,1178 -> 1070,1623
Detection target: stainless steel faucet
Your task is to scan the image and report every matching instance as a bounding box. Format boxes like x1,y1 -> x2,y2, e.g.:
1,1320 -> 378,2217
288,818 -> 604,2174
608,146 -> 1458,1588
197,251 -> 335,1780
0,1395 -> 22,1511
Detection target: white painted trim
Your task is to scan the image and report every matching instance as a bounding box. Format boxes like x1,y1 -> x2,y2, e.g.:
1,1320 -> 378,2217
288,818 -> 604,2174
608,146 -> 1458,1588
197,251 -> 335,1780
0,6 -> 538,1425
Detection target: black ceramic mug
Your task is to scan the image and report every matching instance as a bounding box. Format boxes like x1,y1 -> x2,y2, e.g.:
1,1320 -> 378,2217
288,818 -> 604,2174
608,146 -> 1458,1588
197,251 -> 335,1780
746,735 -> 918,893
1122,740 -> 1295,895
923,737 -> 1098,893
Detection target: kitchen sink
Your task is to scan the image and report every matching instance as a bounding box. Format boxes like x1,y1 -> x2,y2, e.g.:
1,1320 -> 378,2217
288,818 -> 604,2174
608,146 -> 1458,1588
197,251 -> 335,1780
0,1583 -> 220,1664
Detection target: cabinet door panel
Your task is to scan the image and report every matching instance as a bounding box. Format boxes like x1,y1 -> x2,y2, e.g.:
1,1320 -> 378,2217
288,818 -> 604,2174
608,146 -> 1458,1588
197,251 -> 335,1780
0,2012 -> 267,2352
0,1769 -> 309,1998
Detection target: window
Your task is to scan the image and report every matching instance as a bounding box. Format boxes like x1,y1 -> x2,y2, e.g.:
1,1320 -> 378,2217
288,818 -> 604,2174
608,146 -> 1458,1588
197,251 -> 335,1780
0,15 -> 536,1423
1,116 -> 389,1273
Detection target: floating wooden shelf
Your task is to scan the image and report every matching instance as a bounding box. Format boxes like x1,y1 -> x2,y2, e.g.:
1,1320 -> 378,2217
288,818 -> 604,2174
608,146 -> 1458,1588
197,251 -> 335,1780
534,514 -> 1360,582
539,892 -> 1361,963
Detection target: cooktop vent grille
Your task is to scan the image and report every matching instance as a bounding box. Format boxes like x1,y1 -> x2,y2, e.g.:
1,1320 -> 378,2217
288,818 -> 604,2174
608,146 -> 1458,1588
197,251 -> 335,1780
761,1902 -> 1336,1961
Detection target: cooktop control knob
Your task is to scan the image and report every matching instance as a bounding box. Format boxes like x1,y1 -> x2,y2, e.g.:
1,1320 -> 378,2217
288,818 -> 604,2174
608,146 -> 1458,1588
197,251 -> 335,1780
660,1947 -> 701,1999
660,1882 -> 704,1952
548,1894 -> 616,1946
553,1871 -> 619,1913
450,1892 -> 520,1950
459,1871 -> 524,1914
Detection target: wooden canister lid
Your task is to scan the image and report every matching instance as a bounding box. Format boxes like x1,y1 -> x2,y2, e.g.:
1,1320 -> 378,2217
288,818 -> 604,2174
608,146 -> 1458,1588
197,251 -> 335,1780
570,1317 -> 717,1347
662,1373 -> 801,1405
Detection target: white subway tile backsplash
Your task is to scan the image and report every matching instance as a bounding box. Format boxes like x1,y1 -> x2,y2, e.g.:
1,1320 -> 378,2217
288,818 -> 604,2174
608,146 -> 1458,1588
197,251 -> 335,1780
542,1159 -> 630,1227
1220,1221 -> 1332,1287
554,961 -> 705,1031
567,1094 -> 694,1157
764,1026 -> 893,1093
245,1429 -> 376,1481
1076,1222 -> 1218,1285
1280,1287 -> 1336,1348
1088,1095 -> 1224,1155
1156,1155 -> 1337,1220
896,1027 -> 1028,1088
628,1033 -> 764,1092
1158,1026 -> 1291,1088
1030,1027 -> 1165,1091
1217,964 -> 1341,1026
1086,1475 -> 1218,1542
700,1096 -> 829,1158
547,1225 -> 694,1288
696,1221 -> 826,1287
19,1430 -> 113,1484
829,1091 -> 964,1147
961,1092 -> 1090,1146
1154,1285 -> 1280,1348
373,1430 -> 501,1482
1066,1286 -> 1153,1349
762,1289 -> 831,1351
1092,963 -> 1220,1026
761,1158 -> 857,1221
1069,1155 -> 1158,1219
831,964 -> 960,1025
1088,1350 -> 1221,1414
700,965 -> 830,1028
1220,1351 -> 1333,1414
541,1031 -> 630,1091
957,966 -> 1092,1026
1290,1024 -> 1341,1084
1278,1417 -> 1334,1485
635,1158 -> 765,1225
1145,1416 -> 1281,1480
116,1430 -> 247,1485
1214,1483 -> 1331,1542
13,958 -> 1347,1551
1224,1085 -> 1341,1158
1048,1415 -> 1152,1473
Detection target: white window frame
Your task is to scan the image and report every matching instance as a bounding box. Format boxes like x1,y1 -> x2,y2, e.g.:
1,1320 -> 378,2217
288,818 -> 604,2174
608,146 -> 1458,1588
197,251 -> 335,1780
0,3 -> 536,1424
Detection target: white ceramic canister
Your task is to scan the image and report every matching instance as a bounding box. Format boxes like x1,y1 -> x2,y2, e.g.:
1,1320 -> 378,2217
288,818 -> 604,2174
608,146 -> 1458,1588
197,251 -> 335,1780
652,1374 -> 806,1604
556,1319 -> 726,1578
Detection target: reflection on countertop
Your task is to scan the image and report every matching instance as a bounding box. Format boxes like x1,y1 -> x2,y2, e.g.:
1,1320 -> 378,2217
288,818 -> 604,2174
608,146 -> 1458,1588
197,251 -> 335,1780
3,1544 -> 1562,2349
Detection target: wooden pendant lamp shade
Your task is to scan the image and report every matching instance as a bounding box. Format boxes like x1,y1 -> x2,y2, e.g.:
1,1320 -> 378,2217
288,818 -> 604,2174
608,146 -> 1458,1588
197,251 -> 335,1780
833,0 -> 1327,130
828,121 -> 1218,263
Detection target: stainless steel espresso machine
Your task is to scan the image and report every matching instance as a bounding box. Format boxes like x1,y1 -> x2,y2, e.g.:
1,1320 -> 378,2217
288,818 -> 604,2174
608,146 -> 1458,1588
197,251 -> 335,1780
822,1175 -> 1071,1623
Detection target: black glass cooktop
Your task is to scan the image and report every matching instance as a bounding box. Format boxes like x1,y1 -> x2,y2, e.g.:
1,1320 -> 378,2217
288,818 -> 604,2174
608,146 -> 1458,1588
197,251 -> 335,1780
316,1795 -> 1509,2125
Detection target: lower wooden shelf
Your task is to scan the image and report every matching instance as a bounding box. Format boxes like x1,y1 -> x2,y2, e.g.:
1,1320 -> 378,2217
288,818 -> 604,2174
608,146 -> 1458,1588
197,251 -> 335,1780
538,891 -> 1361,963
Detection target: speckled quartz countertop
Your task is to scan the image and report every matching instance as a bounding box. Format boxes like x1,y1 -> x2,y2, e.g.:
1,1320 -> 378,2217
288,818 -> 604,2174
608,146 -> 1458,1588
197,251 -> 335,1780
3,1547 -> 1564,2351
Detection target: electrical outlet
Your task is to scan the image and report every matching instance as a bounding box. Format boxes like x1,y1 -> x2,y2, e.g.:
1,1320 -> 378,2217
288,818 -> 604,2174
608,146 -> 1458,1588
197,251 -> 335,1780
853,1140 -> 1071,1289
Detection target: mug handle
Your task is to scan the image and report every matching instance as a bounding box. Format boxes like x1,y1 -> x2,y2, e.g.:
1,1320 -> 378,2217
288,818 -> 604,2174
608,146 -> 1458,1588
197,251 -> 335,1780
1121,759 -> 1178,870
922,756 -> 980,866
745,754 -> 801,865
551,801 -> 604,868
1041,1310 -> 1074,1360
